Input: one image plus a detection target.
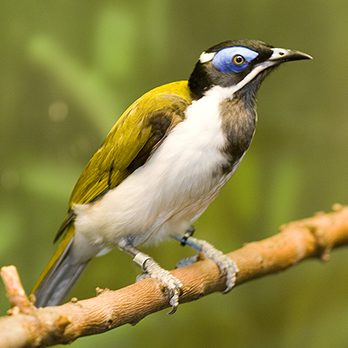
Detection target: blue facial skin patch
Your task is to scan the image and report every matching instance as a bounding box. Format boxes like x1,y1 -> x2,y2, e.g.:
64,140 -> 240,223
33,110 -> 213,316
212,46 -> 259,73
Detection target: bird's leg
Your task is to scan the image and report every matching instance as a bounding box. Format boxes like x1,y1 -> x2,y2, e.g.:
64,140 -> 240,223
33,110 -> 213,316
174,231 -> 238,293
175,226 -> 201,267
180,225 -> 195,246
118,238 -> 183,314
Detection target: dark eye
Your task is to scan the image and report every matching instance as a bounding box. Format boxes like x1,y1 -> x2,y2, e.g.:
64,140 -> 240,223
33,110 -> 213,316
232,55 -> 246,65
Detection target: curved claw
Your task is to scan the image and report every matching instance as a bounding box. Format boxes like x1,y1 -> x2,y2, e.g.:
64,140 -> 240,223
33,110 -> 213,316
159,272 -> 182,314
167,287 -> 181,314
181,237 -> 239,293
218,254 -> 239,293
138,258 -> 183,314
205,248 -> 238,293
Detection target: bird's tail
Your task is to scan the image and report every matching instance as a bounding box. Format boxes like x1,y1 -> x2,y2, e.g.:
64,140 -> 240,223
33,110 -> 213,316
31,226 -> 90,307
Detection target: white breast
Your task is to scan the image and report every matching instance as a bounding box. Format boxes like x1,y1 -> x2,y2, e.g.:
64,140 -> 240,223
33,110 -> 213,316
74,92 -> 236,250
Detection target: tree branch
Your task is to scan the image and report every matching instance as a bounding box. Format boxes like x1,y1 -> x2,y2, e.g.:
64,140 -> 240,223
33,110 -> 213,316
1,204 -> 348,348
0,266 -> 34,315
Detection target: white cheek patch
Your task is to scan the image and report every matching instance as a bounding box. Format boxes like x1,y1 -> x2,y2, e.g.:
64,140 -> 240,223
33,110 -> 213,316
206,60 -> 276,99
199,51 -> 216,63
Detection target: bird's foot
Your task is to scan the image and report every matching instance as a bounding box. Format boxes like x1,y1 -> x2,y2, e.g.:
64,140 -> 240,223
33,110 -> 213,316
118,240 -> 183,313
176,254 -> 199,268
175,236 -> 238,293
133,253 -> 183,314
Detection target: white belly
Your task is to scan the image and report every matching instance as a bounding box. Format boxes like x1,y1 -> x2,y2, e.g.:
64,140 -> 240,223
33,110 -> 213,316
74,93 -> 236,249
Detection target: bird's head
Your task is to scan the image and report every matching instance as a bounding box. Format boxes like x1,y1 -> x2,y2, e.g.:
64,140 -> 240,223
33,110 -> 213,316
188,39 -> 312,100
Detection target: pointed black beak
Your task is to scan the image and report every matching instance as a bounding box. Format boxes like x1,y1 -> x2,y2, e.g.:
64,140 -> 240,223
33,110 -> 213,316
269,48 -> 313,63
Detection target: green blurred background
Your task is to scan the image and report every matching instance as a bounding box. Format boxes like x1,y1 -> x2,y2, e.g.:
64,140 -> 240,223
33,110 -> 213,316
0,0 -> 347,347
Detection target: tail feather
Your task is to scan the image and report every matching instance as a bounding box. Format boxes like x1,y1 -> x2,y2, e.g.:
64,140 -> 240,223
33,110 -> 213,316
32,227 -> 90,307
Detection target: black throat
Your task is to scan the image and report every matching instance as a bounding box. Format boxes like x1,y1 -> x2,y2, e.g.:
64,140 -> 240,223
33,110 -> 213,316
218,93 -> 257,175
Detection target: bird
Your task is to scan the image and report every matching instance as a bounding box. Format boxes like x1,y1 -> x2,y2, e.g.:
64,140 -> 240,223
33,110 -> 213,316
32,39 -> 312,311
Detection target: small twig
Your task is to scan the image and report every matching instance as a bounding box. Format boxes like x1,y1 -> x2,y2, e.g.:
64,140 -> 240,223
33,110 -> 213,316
0,266 -> 34,315
0,205 -> 347,348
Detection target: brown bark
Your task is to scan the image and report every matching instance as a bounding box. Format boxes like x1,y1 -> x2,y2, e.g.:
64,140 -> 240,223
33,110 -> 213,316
0,204 -> 347,348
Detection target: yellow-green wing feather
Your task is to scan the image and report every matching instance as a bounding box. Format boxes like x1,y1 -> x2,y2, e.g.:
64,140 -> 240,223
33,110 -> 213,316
33,81 -> 192,300
69,80 -> 192,206
32,224 -> 75,294
57,81 -> 192,240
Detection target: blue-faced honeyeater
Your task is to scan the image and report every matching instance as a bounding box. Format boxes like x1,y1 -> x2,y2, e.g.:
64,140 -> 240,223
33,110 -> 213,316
32,39 -> 312,311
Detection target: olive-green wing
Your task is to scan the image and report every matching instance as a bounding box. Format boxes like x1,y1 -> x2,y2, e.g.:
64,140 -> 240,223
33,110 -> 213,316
54,82 -> 191,242
69,93 -> 190,206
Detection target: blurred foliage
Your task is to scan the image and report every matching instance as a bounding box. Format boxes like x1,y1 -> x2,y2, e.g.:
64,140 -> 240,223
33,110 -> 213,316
0,0 -> 348,347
